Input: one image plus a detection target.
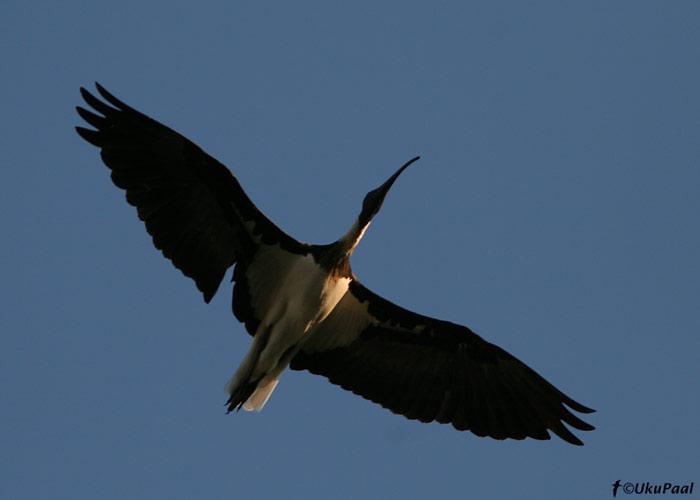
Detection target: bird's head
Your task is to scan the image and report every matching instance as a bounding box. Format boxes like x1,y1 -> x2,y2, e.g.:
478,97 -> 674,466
357,156 -> 420,227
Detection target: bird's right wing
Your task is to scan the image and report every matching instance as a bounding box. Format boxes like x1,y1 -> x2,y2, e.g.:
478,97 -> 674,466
291,280 -> 595,445
76,83 -> 306,303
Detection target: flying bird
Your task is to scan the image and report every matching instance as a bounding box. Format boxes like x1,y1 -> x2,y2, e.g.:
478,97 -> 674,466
76,83 -> 595,445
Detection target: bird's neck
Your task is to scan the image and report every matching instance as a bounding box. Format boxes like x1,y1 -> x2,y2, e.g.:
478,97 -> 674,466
317,218 -> 369,278
337,218 -> 370,259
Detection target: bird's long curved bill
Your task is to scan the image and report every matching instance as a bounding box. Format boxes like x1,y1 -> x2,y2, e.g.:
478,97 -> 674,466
377,156 -> 420,193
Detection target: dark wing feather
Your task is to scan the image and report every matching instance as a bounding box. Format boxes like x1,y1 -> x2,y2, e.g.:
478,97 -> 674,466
76,83 -> 305,302
291,280 -> 595,445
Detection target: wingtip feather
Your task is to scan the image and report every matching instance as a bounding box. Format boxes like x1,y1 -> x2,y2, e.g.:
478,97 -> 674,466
75,126 -> 101,146
95,82 -> 129,110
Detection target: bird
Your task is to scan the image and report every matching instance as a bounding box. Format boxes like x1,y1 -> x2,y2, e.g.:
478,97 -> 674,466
76,82 -> 595,445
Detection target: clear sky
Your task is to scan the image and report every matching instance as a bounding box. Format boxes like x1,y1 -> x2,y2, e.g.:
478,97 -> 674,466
2,1 -> 698,499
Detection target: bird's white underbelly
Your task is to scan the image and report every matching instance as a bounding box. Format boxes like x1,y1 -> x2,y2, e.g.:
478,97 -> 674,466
237,249 -> 350,385
255,253 -> 349,369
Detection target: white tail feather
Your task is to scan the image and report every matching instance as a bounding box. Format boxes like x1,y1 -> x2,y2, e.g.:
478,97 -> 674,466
242,379 -> 279,411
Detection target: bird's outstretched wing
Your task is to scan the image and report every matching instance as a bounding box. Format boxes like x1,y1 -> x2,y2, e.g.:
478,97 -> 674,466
291,280 -> 595,445
76,83 -> 306,303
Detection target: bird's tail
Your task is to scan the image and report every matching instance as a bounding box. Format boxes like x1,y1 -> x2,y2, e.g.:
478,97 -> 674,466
225,374 -> 279,412
243,377 -> 279,411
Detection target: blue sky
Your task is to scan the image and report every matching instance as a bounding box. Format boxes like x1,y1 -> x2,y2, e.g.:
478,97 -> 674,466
2,1 -> 698,498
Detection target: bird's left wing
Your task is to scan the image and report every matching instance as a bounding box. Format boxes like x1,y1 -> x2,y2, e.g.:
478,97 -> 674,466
291,280 -> 595,445
76,83 -> 306,303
